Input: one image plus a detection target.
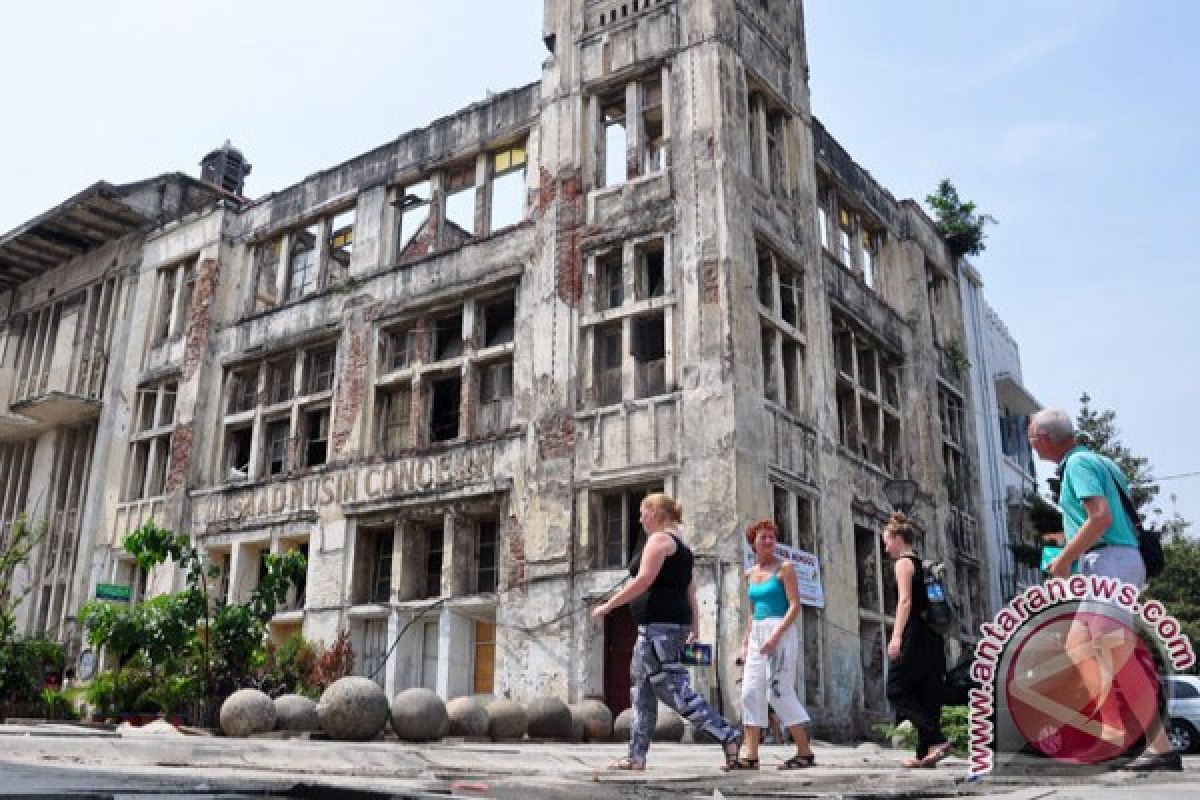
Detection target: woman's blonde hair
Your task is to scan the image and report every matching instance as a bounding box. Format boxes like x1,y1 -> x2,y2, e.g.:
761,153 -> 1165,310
883,511 -> 914,545
642,492 -> 683,522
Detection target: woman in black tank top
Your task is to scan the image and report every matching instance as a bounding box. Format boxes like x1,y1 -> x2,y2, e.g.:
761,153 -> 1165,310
591,492 -> 741,770
882,512 -> 949,768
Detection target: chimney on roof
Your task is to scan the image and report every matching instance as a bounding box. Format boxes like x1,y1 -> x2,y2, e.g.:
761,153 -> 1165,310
200,140 -> 252,196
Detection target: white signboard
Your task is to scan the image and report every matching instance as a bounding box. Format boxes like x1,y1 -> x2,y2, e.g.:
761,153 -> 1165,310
743,540 -> 825,609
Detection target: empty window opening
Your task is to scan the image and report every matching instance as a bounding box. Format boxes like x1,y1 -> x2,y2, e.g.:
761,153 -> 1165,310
597,484 -> 661,568
761,326 -> 778,400
266,357 -> 294,405
158,383 -> 177,427
861,230 -> 877,290
224,426 -> 252,478
602,97 -> 628,188
782,340 -> 802,414
287,223 -> 319,301
433,313 -> 463,360
636,242 -> 665,300
632,315 -> 666,398
779,268 -> 802,329
641,78 -> 665,174
328,208 -> 355,275
837,209 -> 854,267
254,239 -> 281,311
306,346 -> 336,394
594,324 -> 623,406
382,324 -> 418,372
423,526 -> 444,599
596,250 -> 624,311
377,384 -> 412,456
477,361 -> 513,434
155,269 -> 177,341
429,376 -> 461,442
264,418 -> 290,476
356,526 -> 393,605
482,295 -> 515,347
303,408 -> 330,467
445,164 -> 476,236
476,519 -> 498,594
229,368 -> 258,413
490,145 -> 527,231
397,180 -> 431,255
757,249 -> 774,308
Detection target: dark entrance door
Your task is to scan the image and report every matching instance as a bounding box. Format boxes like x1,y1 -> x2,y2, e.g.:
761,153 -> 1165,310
603,605 -> 637,714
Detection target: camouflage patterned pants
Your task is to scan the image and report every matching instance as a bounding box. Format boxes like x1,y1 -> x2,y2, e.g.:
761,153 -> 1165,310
628,623 -> 739,763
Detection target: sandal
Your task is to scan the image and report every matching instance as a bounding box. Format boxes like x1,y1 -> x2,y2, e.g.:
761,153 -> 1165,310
722,757 -> 759,771
920,742 -> 953,768
720,736 -> 747,771
607,757 -> 646,771
778,754 -> 815,770
901,756 -> 925,768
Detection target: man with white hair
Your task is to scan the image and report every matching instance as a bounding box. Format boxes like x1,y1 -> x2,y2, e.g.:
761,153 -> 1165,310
1027,408 -> 1180,771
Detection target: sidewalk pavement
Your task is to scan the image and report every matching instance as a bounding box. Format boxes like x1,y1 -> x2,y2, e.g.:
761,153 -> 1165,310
0,722 -> 1196,799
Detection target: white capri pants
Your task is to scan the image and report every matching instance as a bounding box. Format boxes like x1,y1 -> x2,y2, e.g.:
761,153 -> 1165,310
741,617 -> 810,729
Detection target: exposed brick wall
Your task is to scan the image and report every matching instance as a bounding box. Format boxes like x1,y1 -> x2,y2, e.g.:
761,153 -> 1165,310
182,258 -> 219,382
535,167 -> 584,308
702,258 -> 720,304
536,410 -> 575,460
331,313 -> 368,459
163,422 -> 192,494
504,512 -> 525,591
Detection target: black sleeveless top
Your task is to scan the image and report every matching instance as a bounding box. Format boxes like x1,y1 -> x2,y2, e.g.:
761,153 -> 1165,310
629,532 -> 693,625
901,553 -> 935,641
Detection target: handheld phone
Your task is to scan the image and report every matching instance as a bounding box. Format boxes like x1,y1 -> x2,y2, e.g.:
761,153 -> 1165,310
681,642 -> 712,666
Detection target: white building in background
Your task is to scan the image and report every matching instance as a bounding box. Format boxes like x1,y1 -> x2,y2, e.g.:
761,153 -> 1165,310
960,264 -> 1041,610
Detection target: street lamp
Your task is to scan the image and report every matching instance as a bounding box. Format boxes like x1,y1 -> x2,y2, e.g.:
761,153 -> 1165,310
883,478 -> 918,515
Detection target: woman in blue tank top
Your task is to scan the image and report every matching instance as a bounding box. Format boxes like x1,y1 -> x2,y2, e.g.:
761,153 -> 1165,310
727,518 -> 815,770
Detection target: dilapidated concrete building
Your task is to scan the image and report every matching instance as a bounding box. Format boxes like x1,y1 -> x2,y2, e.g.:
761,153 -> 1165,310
1,0 -> 1004,737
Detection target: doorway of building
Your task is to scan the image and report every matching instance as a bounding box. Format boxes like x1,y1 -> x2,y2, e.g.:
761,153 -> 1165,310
603,605 -> 637,714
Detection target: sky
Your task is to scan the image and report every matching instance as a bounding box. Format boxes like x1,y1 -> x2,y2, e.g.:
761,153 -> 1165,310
1,1 -> 1196,526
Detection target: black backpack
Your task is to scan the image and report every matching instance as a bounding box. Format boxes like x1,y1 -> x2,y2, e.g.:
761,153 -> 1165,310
919,558 -> 959,636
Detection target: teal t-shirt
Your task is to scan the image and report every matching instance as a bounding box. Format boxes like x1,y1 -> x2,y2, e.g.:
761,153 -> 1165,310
1060,446 -> 1139,548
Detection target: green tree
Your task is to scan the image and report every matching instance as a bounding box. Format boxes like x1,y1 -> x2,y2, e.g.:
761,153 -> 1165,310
925,179 -> 997,258
81,520 -> 305,714
1074,392 -> 1159,513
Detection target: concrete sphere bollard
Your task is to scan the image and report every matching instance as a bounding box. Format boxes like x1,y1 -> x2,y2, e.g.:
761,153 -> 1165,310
569,698 -> 613,742
317,676 -> 390,741
446,696 -> 490,738
220,689 -> 276,737
612,708 -> 634,741
390,688 -> 449,742
486,698 -> 528,741
274,693 -> 320,732
526,697 -> 573,741
653,703 -> 685,742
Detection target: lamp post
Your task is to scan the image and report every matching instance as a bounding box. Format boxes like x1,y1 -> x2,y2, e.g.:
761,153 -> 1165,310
883,478 -> 918,515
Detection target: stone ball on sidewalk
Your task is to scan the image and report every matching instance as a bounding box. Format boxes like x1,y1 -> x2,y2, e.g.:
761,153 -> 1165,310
653,703 -> 684,741
612,708 -> 633,741
219,688 -> 276,737
569,699 -> 613,742
526,697 -> 573,740
274,693 -> 320,732
486,698 -> 528,741
390,688 -> 448,741
446,696 -> 490,738
316,676 -> 390,741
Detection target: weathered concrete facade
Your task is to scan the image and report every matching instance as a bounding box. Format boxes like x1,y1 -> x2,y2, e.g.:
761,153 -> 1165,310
0,0 -> 999,738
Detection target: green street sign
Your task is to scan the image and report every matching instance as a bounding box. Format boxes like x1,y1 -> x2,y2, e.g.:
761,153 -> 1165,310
95,583 -> 131,602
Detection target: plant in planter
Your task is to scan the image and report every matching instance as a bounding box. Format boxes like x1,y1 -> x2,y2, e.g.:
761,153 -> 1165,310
925,179 -> 997,259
